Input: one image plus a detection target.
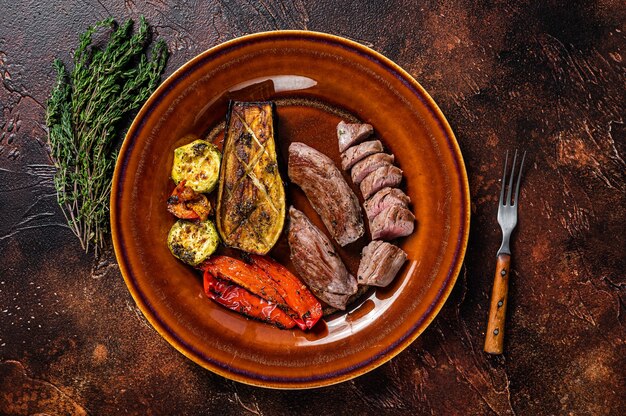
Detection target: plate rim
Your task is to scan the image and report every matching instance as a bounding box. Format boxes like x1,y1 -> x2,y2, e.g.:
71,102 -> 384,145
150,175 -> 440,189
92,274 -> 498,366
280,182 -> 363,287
110,30 -> 470,389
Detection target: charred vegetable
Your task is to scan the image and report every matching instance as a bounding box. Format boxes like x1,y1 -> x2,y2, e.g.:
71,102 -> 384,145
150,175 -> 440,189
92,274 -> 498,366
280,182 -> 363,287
167,219 -> 219,266
248,255 -> 322,330
167,180 -> 211,221
204,271 -> 296,329
216,102 -> 286,255
203,256 -> 287,305
171,138 -> 221,193
202,255 -> 322,330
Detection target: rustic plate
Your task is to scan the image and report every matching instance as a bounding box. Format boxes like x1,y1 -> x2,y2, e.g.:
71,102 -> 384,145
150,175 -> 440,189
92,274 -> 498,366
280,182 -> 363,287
111,31 -> 469,389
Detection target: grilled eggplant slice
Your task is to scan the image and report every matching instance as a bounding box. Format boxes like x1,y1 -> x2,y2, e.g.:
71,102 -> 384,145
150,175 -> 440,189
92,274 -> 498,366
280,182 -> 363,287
216,101 -> 286,255
167,219 -> 219,266
171,138 -> 221,193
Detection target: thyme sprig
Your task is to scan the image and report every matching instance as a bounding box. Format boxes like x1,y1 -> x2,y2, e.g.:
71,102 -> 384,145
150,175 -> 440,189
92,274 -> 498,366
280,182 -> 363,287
46,17 -> 168,255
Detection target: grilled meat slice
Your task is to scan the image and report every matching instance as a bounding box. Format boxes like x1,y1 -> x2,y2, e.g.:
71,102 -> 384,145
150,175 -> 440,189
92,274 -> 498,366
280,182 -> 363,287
340,140 -> 383,170
337,120 -> 374,152
287,207 -> 357,310
288,142 -> 364,246
370,205 -> 415,240
363,187 -> 411,220
216,101 -> 286,255
360,165 -> 403,199
350,153 -> 395,185
357,240 -> 407,287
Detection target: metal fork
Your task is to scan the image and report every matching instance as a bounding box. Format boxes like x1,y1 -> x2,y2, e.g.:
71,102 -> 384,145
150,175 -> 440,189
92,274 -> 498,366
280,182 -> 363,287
484,150 -> 526,355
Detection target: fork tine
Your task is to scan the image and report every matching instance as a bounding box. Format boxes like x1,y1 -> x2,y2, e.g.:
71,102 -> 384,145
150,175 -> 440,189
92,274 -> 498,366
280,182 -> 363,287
499,151 -> 508,205
506,150 -> 518,206
514,151 -> 526,206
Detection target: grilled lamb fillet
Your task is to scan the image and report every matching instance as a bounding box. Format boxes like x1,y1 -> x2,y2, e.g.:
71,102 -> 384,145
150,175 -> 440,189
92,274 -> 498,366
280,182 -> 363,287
288,142 -> 364,246
360,165 -> 403,199
340,140 -> 383,171
350,153 -> 395,185
370,205 -> 415,240
337,120 -> 374,152
357,240 -> 408,287
287,207 -> 357,310
363,187 -> 411,220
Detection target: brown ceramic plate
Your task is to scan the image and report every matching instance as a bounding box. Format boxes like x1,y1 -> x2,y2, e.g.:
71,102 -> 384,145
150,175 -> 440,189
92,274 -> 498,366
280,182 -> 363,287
111,31 -> 469,389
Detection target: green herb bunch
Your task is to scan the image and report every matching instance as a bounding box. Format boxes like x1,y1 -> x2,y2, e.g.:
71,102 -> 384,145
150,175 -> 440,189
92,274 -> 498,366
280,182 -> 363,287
46,17 -> 168,255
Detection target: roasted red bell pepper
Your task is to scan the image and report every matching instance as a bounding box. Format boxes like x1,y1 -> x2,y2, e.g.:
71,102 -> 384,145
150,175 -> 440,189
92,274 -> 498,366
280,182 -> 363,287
167,180 -> 211,221
204,270 -> 296,329
248,255 -> 322,330
201,255 -> 322,330
203,256 -> 287,306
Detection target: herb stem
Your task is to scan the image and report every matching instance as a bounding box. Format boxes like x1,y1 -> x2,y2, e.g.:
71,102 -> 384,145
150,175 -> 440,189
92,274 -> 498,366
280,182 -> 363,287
46,17 -> 168,255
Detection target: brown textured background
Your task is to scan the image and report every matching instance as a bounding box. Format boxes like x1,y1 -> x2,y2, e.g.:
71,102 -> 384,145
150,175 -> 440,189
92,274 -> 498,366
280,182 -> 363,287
1,1 -> 625,415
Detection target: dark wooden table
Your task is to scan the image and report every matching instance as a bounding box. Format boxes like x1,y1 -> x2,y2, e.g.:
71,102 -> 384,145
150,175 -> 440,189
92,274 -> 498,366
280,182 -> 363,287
1,1 -> 624,415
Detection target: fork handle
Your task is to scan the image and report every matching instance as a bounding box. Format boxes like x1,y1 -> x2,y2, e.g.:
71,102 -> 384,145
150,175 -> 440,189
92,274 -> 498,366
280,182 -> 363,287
484,253 -> 511,354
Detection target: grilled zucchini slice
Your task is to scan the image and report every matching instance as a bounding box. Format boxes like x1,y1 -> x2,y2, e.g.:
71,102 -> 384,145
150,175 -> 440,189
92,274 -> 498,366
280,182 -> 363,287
167,219 -> 219,266
216,101 -> 286,255
171,138 -> 221,193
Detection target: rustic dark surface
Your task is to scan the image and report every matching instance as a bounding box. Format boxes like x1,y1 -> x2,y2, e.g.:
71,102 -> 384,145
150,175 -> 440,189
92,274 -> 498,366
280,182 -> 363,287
1,1 -> 625,415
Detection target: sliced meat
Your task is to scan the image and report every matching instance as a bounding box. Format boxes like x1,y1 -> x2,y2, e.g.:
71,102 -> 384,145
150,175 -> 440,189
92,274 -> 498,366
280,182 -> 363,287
288,142 -> 364,246
337,120 -> 374,152
364,187 -> 411,220
350,153 -> 395,185
370,205 -> 415,240
357,240 -> 408,287
360,165 -> 403,199
287,207 -> 358,309
340,140 -> 383,171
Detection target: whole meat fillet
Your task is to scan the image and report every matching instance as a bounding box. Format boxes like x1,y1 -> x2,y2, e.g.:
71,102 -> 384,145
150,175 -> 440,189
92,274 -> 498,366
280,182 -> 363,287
288,207 -> 357,310
288,142 -> 364,246
357,240 -> 408,287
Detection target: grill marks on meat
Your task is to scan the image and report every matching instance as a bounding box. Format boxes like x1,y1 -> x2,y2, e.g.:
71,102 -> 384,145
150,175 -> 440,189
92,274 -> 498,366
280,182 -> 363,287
363,187 -> 410,220
351,153 -> 395,185
370,205 -> 415,240
287,207 -> 357,310
357,241 -> 407,287
360,165 -> 403,199
340,140 -> 383,170
337,120 -> 374,152
288,142 -> 364,246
